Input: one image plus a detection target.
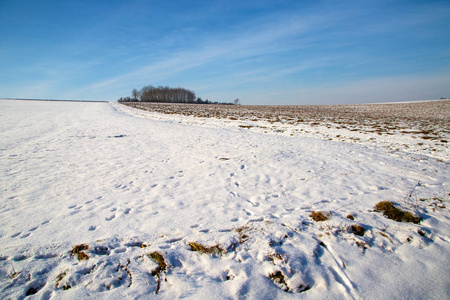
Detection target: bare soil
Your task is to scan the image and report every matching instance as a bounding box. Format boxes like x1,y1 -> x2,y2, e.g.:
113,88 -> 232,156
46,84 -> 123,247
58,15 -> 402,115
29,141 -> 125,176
123,100 -> 450,142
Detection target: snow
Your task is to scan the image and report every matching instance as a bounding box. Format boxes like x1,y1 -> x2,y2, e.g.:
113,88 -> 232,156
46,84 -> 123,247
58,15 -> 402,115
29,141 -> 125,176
0,99 -> 449,299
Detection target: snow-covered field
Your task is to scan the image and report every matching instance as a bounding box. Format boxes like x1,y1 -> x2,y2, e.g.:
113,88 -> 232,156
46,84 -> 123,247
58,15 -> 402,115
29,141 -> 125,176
1,99 -> 449,299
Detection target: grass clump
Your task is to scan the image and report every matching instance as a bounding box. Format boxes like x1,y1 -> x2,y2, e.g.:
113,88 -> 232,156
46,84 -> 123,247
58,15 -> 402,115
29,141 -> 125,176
267,252 -> 284,265
149,252 -> 167,273
346,214 -> 355,220
235,225 -> 250,244
189,242 -> 223,255
310,211 -> 329,222
148,252 -> 167,294
55,269 -> 68,288
70,244 -> 89,261
375,201 -> 421,224
350,224 -> 365,236
269,270 -> 289,291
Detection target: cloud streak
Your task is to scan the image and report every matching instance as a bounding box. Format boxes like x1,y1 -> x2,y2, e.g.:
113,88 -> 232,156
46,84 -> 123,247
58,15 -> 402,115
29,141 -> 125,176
1,1 -> 449,103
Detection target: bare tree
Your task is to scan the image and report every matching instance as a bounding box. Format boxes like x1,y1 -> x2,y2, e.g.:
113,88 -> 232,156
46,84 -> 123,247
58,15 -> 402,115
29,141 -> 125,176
132,88 -> 140,101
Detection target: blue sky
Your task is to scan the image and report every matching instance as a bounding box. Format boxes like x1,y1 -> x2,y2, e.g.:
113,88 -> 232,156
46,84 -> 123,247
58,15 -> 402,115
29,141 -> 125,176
1,0 -> 449,104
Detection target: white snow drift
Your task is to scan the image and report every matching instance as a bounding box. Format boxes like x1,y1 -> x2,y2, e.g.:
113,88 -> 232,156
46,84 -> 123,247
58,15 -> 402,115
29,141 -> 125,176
0,100 -> 449,299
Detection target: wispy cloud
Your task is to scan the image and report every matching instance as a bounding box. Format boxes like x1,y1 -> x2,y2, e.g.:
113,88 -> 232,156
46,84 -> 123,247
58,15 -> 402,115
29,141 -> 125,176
2,0 -> 449,103
73,10 -> 334,99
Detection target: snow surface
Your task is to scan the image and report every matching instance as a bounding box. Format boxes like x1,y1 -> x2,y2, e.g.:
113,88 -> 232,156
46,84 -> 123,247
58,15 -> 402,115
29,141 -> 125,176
0,99 -> 449,299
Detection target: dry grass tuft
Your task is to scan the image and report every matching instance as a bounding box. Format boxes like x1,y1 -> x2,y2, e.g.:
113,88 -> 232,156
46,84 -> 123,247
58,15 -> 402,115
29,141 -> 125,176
350,224 -> 365,236
55,269 -> 69,289
188,242 -> 223,255
70,244 -> 89,261
375,201 -> 421,224
235,225 -> 250,244
149,252 -> 167,273
148,252 -> 167,294
267,252 -> 284,265
346,214 -> 355,220
310,211 -> 329,222
269,270 -> 289,291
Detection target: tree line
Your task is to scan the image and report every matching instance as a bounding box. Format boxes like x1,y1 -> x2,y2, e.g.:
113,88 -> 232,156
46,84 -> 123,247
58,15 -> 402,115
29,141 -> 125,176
118,85 -> 239,105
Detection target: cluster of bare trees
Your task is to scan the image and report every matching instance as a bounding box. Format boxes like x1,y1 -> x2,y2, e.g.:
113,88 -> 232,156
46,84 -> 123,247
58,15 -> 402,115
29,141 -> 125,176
118,85 -> 239,105
118,85 -> 195,103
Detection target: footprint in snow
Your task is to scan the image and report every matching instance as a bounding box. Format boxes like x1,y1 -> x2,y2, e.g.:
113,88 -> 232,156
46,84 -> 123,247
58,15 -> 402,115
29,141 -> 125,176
41,220 -> 50,225
105,215 -> 115,221
21,233 -> 31,239
166,237 -> 184,243
124,208 -> 131,214
12,255 -> 29,261
34,253 -> 57,259
11,232 -> 21,238
88,225 -> 97,231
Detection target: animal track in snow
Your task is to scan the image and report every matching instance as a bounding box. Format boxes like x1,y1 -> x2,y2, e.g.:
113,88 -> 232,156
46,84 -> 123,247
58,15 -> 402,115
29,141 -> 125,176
34,253 -> 58,259
105,215 -> 115,221
12,255 -> 29,261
